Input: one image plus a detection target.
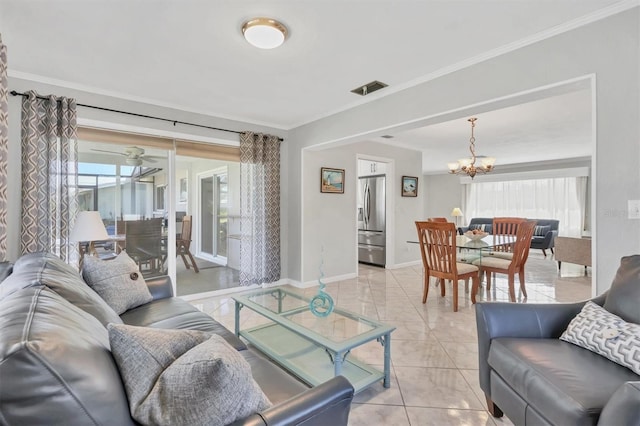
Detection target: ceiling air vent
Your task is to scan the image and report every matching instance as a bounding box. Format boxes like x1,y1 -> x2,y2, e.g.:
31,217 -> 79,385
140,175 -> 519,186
350,80 -> 388,96
380,135 -> 394,139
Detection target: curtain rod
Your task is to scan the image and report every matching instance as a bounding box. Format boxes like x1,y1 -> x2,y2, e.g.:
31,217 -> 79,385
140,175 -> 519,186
9,90 -> 284,142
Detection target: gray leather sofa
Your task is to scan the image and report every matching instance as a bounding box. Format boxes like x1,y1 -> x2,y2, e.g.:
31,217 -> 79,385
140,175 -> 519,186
0,252 -> 354,425
459,217 -> 559,256
476,255 -> 640,425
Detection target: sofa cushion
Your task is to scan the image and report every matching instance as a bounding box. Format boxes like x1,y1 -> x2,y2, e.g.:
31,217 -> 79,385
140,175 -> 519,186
241,348 -> 309,404
0,286 -> 134,425
603,255 -> 640,324
120,297 -> 246,351
534,225 -> 551,237
108,324 -> 271,426
489,338 -> 640,425
82,251 -> 153,315
0,252 -> 122,325
560,301 -> 640,375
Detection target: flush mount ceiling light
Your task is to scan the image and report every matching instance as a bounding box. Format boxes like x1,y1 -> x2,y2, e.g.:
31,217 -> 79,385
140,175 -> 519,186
447,117 -> 495,179
242,18 -> 288,49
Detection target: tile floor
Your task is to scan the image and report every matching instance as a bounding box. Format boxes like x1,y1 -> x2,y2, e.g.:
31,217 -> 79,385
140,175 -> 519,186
188,252 -> 592,426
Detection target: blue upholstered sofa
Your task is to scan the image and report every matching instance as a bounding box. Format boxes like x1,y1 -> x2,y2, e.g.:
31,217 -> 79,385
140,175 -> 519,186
459,217 -> 559,256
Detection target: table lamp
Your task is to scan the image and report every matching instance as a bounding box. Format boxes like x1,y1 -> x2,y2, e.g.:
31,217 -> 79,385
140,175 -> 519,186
451,207 -> 463,228
70,211 -> 109,258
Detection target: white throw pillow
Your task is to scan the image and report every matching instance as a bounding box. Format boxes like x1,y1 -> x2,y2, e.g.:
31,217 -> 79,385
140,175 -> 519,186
560,301 -> 640,375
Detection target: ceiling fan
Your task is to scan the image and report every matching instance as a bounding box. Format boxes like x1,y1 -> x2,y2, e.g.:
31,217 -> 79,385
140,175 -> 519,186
90,146 -> 164,166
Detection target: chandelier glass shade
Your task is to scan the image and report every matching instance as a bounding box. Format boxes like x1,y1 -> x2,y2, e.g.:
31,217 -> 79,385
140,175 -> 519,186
448,117 -> 495,178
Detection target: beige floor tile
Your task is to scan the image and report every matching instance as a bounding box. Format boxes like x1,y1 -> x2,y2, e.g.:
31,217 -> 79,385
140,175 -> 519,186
440,341 -> 480,369
392,339 -> 456,368
348,403 -> 410,426
405,407 -> 496,426
395,366 -> 484,409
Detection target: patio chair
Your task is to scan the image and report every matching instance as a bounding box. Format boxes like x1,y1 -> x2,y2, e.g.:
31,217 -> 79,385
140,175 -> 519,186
177,215 -> 199,273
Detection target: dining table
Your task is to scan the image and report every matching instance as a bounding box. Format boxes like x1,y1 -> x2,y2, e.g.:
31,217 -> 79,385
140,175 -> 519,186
408,233 -> 517,267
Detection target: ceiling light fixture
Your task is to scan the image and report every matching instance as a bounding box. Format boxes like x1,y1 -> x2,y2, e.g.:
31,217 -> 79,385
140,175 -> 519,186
242,18 -> 288,49
447,117 -> 495,179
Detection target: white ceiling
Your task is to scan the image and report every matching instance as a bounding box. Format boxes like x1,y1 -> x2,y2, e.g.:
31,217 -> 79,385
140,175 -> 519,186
1,0 -> 624,171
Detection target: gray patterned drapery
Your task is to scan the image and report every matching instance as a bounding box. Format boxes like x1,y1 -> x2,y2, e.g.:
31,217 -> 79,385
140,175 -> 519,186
0,35 -> 8,260
20,91 -> 78,263
239,132 -> 281,285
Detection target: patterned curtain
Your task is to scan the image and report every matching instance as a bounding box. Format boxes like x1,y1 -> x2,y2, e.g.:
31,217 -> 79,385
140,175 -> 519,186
239,132 -> 281,285
20,91 -> 78,262
0,35 -> 8,260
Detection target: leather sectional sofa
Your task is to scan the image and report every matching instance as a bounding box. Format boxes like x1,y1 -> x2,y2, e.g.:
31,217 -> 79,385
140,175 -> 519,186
476,255 -> 640,425
0,252 -> 354,425
459,217 -> 559,256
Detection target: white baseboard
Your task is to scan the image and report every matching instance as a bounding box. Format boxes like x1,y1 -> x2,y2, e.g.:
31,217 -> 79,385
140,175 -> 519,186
288,272 -> 358,288
385,260 -> 422,269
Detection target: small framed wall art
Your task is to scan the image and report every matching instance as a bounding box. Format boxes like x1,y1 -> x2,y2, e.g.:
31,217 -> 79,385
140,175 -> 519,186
320,167 -> 345,194
401,176 -> 418,197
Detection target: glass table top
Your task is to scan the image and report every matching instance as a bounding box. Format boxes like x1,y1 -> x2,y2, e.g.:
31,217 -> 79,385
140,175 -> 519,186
234,288 -> 394,351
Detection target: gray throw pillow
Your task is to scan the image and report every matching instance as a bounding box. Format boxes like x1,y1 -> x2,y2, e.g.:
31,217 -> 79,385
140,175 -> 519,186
82,251 -> 153,315
108,324 -> 271,426
534,225 -> 551,237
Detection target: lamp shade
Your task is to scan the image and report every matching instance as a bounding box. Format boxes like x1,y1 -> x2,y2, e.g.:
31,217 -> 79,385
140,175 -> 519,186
451,207 -> 463,217
70,211 -> 109,242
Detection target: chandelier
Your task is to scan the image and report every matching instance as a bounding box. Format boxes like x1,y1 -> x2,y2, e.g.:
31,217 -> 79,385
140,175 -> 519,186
447,117 -> 495,178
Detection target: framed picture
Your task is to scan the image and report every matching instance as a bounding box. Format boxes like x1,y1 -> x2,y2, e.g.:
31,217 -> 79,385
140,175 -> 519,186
401,176 -> 418,197
320,167 -> 345,194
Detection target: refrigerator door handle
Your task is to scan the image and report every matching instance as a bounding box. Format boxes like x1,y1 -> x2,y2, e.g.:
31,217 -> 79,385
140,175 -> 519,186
365,185 -> 371,224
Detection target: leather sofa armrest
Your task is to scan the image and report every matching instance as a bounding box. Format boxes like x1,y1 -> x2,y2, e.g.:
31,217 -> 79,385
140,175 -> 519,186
598,381 -> 640,426
233,376 -> 354,426
144,275 -> 174,300
544,230 -> 558,248
476,294 -> 607,396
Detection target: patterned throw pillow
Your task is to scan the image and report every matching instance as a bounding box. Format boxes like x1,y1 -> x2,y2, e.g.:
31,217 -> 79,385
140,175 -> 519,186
534,225 -> 551,237
108,324 -> 271,426
560,301 -> 640,375
82,251 -> 153,315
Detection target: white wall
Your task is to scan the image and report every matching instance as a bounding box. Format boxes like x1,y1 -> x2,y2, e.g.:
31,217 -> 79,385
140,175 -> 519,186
424,174 -> 464,222
289,9 -> 640,294
301,141 -> 422,283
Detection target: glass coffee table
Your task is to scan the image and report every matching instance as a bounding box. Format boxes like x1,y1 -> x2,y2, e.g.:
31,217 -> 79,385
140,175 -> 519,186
233,288 -> 395,393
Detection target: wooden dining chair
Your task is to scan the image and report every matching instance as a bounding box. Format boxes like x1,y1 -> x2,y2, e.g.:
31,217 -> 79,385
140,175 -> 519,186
177,215 -> 199,273
472,220 -> 537,302
415,221 -> 480,312
490,217 -> 526,259
427,217 -> 449,223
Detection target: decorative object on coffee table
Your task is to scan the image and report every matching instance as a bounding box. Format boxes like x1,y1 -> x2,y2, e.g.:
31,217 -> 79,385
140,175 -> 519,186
310,250 -> 334,317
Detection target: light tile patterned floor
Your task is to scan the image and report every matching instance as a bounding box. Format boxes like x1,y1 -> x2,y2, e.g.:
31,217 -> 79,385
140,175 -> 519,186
189,252 -> 592,425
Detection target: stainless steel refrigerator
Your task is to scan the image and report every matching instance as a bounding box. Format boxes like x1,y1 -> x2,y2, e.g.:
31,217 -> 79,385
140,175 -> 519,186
357,175 -> 386,266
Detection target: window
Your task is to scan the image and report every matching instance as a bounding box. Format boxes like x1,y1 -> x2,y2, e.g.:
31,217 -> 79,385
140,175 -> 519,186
465,176 -> 587,237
